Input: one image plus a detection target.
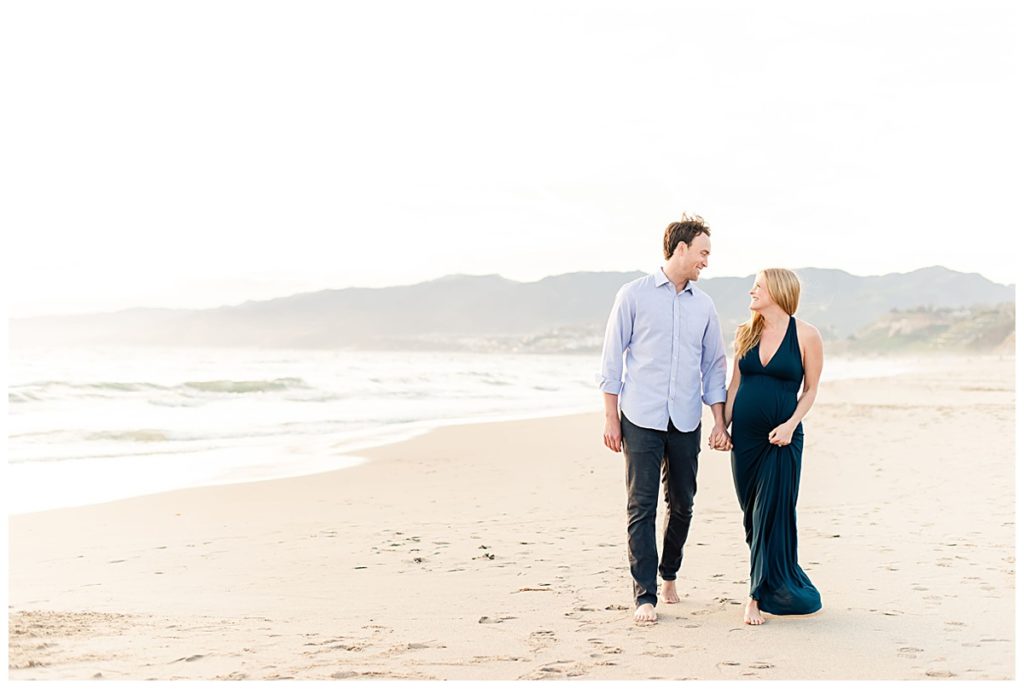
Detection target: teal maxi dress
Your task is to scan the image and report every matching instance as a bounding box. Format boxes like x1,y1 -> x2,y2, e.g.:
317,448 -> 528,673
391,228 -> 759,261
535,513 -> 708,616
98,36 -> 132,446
730,316 -> 821,615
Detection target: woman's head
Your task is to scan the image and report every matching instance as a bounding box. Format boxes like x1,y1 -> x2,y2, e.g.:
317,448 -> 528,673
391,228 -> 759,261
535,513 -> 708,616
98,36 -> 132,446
735,268 -> 801,359
748,268 -> 801,316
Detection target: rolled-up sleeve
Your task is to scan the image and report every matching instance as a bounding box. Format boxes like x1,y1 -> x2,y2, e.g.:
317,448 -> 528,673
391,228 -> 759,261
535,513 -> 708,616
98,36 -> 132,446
597,285 -> 633,394
700,304 -> 728,406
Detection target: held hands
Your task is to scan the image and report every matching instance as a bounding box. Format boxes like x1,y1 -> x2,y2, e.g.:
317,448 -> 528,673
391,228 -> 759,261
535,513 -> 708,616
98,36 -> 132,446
603,416 -> 623,453
708,424 -> 732,451
606,419 -> 737,453
768,422 -> 795,446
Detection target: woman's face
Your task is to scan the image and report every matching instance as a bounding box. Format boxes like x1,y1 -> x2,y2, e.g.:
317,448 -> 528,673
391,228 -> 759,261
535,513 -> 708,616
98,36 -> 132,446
748,274 -> 773,311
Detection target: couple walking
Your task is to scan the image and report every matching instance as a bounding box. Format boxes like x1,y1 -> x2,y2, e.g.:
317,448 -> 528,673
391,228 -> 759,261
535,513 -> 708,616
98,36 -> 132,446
598,213 -> 823,625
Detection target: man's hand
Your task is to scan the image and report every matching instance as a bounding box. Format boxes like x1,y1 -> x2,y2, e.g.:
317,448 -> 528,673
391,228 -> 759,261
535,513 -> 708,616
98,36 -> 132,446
604,415 -> 623,453
768,422 -> 795,446
708,425 -> 733,451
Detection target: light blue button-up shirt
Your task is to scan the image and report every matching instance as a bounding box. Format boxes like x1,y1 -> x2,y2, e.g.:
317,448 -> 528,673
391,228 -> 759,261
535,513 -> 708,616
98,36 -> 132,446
598,268 -> 728,432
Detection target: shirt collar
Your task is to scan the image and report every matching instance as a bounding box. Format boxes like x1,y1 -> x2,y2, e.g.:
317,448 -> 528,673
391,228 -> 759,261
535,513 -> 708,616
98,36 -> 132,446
656,267 -> 693,293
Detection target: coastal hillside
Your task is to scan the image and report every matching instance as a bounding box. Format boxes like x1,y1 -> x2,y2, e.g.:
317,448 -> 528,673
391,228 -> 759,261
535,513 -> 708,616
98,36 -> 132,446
10,267 -> 1014,354
834,302 -> 1015,355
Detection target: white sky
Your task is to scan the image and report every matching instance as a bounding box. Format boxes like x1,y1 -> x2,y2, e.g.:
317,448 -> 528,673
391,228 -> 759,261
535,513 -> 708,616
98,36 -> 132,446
3,0 -> 1021,318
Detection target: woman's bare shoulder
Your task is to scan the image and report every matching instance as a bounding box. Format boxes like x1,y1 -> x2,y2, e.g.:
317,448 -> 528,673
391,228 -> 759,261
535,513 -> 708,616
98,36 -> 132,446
794,318 -> 822,344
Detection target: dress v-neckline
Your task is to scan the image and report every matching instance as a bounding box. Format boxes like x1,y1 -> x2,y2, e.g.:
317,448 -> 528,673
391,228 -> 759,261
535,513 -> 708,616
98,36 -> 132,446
758,317 -> 792,369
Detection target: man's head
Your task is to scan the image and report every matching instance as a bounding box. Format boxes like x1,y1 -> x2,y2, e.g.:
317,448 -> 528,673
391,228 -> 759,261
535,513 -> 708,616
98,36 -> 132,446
663,213 -> 711,282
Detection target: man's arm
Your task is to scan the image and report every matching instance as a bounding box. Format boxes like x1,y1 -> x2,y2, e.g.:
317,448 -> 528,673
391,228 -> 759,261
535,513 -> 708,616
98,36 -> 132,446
598,286 -> 633,453
701,305 -> 731,450
603,392 -> 622,452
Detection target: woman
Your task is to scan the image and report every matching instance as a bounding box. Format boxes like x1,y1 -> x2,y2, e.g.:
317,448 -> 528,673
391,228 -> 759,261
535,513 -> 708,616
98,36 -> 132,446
724,268 -> 823,625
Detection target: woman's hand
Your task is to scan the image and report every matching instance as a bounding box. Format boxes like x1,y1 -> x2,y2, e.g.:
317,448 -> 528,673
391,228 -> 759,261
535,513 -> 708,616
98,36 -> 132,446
768,422 -> 795,446
709,425 -> 733,451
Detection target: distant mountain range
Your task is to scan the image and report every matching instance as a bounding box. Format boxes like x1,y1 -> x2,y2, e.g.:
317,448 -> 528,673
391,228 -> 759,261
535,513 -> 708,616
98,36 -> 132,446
10,266 -> 1015,354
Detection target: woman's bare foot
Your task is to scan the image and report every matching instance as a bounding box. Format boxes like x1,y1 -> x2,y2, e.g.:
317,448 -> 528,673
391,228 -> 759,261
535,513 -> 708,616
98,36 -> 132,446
662,580 -> 680,604
634,603 -> 657,624
744,598 -> 765,625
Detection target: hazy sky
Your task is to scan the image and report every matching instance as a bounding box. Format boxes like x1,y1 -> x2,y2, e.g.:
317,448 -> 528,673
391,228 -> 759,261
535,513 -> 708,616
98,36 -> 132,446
4,0 -> 1021,318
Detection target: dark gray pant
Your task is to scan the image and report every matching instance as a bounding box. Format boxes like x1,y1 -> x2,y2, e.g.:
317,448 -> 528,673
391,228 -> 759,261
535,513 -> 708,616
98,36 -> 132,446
621,413 -> 700,608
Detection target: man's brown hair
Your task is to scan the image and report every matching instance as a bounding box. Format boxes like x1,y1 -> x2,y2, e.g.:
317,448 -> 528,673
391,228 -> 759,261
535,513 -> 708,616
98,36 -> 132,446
663,213 -> 711,260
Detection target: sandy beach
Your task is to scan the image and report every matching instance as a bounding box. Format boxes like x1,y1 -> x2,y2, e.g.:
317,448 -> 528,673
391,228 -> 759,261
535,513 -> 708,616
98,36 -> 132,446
8,356 -> 1015,680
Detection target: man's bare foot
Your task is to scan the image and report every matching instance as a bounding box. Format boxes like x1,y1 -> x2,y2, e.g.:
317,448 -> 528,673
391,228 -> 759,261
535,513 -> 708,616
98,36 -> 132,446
634,603 -> 657,624
662,580 -> 680,604
744,598 -> 765,625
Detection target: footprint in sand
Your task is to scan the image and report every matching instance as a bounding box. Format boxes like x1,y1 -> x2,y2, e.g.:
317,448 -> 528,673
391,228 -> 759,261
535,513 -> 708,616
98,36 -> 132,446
528,630 -> 557,652
587,638 -> 623,655
520,660 -> 585,679
171,654 -> 204,663
401,641 -> 445,651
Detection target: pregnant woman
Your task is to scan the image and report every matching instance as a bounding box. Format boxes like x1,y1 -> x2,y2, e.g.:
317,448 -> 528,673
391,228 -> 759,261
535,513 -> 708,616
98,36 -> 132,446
725,268 -> 823,625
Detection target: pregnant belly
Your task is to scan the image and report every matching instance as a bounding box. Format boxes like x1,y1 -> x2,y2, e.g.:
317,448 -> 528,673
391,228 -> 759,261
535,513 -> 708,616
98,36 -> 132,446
733,382 -> 799,436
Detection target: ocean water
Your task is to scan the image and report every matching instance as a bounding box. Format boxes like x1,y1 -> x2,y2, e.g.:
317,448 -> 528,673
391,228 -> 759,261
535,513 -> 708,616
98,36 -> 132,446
7,346 -> 919,514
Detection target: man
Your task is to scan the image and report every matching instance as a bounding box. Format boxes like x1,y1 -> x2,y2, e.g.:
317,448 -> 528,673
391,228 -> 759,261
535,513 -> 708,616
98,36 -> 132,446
598,213 -> 731,624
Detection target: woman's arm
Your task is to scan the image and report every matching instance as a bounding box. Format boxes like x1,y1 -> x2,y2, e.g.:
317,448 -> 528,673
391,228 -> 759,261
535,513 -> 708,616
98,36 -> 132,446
724,347 -> 741,429
768,320 -> 824,445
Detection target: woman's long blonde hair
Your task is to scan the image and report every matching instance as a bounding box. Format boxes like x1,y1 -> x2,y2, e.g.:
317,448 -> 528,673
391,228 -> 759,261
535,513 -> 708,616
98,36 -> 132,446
735,268 -> 802,360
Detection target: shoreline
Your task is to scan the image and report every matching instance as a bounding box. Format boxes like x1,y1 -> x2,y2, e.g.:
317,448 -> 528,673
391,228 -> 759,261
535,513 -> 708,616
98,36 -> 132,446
8,355 -> 1015,679
8,353 -> 1004,516
7,402 -> 599,517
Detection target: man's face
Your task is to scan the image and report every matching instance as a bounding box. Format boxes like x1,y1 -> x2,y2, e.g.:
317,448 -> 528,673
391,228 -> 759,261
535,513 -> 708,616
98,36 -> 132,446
678,233 -> 711,282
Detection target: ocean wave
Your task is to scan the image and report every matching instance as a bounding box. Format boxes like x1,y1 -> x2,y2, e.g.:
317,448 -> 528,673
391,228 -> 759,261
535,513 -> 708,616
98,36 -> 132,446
84,429 -> 173,443
83,381 -> 166,392
10,422 -> 350,451
7,445 -> 211,465
9,377 -> 313,402
182,378 -> 308,394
